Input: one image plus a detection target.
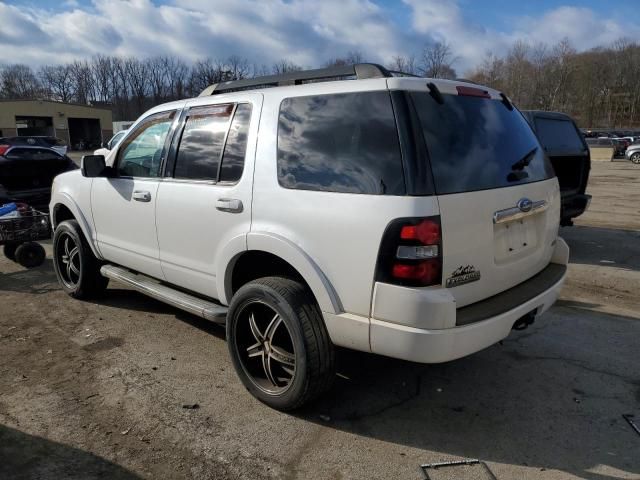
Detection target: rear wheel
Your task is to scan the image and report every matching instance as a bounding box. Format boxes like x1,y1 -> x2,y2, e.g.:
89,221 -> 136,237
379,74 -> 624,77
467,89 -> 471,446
15,242 -> 46,268
53,220 -> 108,299
631,152 -> 640,164
3,242 -> 20,262
226,276 -> 335,411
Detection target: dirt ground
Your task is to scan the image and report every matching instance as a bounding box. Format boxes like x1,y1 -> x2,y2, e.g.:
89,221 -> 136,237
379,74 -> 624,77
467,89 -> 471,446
1,160 -> 639,480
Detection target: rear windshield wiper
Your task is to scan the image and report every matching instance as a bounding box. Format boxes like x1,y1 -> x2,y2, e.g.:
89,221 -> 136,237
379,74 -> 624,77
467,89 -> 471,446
511,147 -> 538,171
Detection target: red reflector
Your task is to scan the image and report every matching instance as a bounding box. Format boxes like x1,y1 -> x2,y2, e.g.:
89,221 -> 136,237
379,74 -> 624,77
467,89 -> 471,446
456,86 -> 491,98
0,145 -> 10,156
400,219 -> 441,245
392,260 -> 441,285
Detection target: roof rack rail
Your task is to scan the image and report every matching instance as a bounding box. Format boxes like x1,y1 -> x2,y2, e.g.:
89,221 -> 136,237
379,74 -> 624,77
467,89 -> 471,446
199,63 -> 393,96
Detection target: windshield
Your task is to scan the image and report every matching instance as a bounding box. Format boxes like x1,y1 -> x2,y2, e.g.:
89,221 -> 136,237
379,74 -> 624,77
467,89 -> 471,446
411,92 -> 554,195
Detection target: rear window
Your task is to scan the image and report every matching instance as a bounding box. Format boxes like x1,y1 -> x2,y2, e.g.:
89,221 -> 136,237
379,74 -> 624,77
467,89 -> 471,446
411,92 -> 553,195
277,91 -> 405,195
4,148 -> 62,161
534,118 -> 585,152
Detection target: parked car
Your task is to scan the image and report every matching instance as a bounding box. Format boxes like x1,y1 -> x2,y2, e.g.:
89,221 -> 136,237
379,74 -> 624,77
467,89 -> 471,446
521,111 -> 591,226
585,137 -> 625,155
93,130 -> 128,158
0,136 -> 68,156
50,64 -> 569,410
624,143 -> 640,164
611,138 -> 630,156
0,144 -> 77,211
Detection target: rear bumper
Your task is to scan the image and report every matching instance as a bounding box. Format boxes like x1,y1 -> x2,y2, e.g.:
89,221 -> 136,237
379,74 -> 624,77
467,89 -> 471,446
368,238 -> 569,364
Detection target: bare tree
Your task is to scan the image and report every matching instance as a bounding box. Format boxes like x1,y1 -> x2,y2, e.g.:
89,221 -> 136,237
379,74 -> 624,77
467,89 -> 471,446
324,50 -> 364,67
271,59 -> 302,74
388,55 -> 418,75
39,64 -> 73,102
0,64 -> 41,99
419,41 -> 457,79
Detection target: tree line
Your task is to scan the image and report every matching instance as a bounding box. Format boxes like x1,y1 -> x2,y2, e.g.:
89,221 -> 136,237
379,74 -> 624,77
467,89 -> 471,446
1,37 -> 639,128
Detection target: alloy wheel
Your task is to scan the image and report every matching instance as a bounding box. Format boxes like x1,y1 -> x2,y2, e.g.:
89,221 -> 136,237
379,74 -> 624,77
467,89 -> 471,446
56,233 -> 80,289
235,301 -> 296,395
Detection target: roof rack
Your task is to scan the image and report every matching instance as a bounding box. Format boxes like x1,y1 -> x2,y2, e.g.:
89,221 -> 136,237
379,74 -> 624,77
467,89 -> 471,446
199,63 -> 393,96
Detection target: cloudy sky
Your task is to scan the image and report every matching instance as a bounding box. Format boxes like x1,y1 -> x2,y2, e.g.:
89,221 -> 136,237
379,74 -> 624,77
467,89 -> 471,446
1,0 -> 638,73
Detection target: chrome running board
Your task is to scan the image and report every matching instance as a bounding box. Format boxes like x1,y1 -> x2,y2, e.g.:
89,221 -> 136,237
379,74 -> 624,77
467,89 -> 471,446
100,265 -> 227,324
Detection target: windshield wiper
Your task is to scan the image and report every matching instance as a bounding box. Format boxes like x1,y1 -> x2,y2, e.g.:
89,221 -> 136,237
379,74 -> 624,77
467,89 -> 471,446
511,147 -> 538,171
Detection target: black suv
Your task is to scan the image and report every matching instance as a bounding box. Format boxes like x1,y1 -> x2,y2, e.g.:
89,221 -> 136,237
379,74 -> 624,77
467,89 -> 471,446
522,111 -> 591,226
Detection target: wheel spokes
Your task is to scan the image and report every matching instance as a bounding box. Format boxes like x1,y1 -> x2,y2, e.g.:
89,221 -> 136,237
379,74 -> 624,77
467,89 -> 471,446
248,313 -> 264,343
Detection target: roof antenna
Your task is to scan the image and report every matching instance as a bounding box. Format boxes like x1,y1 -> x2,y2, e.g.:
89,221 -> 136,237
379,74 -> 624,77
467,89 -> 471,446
427,82 -> 444,105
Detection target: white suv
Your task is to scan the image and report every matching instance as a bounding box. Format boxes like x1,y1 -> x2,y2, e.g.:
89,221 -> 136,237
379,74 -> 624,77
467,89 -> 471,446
49,64 -> 569,410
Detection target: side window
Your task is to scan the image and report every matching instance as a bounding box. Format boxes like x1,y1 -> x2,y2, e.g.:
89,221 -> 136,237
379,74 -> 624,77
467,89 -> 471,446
277,91 -> 405,195
173,102 -> 252,183
174,104 -> 233,181
117,110 -> 175,178
220,103 -> 252,183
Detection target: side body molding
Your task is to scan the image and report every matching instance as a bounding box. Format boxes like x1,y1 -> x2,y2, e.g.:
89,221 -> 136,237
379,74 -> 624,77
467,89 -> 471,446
228,232 -> 342,314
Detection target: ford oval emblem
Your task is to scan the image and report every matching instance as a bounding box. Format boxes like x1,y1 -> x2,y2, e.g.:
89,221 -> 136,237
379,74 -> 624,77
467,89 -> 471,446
517,198 -> 533,212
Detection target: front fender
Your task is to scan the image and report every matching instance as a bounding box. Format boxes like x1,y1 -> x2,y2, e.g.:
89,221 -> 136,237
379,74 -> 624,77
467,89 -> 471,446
220,232 -> 342,314
51,191 -> 102,259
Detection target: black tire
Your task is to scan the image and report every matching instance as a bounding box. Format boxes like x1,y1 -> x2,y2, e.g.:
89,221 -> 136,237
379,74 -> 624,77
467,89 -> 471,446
15,242 -> 46,268
3,242 -> 20,262
226,276 -> 335,411
52,219 -> 108,299
631,152 -> 640,164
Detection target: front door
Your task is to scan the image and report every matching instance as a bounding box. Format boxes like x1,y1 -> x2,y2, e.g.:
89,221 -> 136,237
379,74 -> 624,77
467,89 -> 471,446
91,109 -> 179,279
156,95 -> 261,299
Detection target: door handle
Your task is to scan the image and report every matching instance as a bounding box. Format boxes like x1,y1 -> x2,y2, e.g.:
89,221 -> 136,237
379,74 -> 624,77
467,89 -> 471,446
133,190 -> 151,202
216,198 -> 243,213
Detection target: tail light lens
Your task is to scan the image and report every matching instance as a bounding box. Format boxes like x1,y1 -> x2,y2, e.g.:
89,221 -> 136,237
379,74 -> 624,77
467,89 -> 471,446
376,216 -> 442,287
0,145 -> 10,156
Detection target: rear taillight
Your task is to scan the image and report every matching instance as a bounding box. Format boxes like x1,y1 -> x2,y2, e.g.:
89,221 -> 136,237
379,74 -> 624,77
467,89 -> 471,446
376,217 -> 443,287
0,145 -> 10,156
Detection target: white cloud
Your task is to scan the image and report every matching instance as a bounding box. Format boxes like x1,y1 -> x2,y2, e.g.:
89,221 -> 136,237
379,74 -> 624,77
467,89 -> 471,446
0,0 -> 638,75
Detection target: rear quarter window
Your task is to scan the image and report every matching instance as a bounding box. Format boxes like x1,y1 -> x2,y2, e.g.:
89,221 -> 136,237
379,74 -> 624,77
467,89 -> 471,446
277,91 -> 405,195
411,92 -> 554,195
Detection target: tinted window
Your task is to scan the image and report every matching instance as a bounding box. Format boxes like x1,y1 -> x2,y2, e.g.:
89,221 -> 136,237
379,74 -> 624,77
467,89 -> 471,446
219,104 -> 252,183
5,148 -> 62,161
117,111 -> 175,177
534,118 -> 585,152
411,92 -> 553,194
174,104 -> 233,181
277,91 -> 405,195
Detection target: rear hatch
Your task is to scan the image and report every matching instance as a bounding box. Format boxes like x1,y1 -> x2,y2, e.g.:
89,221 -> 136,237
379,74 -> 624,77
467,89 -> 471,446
526,112 -> 590,197
401,81 -> 560,307
0,147 -> 70,191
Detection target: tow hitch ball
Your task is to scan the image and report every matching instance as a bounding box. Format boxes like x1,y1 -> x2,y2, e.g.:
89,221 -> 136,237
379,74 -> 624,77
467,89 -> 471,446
512,311 -> 536,331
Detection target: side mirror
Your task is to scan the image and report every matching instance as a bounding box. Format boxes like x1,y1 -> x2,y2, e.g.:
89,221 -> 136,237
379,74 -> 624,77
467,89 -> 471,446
81,155 -> 109,177
102,140 -> 110,149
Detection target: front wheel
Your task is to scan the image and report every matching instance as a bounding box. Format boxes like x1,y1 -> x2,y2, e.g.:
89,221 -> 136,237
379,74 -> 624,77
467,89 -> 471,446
226,277 -> 335,411
52,220 -> 108,299
631,152 -> 640,164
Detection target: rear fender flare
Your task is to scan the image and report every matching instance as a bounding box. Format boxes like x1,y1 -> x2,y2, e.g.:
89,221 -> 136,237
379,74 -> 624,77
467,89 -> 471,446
221,231 -> 342,314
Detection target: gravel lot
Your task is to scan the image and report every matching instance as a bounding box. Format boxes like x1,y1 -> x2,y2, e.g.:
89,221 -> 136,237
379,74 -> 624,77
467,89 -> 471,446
1,160 -> 639,480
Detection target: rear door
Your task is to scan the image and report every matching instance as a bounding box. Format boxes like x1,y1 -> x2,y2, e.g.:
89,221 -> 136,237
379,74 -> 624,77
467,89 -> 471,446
408,86 -> 560,307
155,95 -> 261,299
